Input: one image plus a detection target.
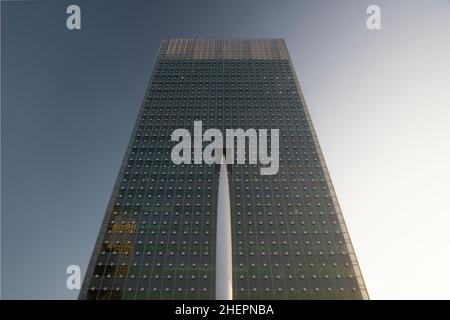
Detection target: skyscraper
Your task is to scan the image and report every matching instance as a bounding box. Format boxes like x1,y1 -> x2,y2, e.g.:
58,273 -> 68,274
80,39 -> 368,300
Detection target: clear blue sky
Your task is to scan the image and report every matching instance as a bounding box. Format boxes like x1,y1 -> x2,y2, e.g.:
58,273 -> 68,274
2,0 -> 450,299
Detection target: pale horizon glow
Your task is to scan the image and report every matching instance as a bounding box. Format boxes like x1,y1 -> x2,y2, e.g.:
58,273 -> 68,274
293,1 -> 450,299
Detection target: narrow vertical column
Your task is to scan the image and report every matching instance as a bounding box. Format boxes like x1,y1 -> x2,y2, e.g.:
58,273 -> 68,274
216,154 -> 233,300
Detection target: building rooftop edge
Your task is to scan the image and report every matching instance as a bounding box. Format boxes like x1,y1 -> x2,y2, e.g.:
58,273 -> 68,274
158,38 -> 289,60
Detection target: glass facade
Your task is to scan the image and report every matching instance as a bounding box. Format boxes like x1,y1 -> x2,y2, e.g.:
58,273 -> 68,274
79,39 -> 368,300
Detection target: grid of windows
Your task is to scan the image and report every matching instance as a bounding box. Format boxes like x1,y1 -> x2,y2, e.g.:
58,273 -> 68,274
80,39 -> 368,300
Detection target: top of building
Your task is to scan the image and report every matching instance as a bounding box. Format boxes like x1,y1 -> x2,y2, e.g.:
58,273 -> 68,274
158,38 -> 289,60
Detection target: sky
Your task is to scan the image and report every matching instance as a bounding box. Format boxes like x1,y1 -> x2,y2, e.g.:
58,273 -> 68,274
1,0 -> 450,299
